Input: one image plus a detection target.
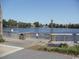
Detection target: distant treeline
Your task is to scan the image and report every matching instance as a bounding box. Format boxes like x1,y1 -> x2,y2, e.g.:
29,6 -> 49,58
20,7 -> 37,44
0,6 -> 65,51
3,19 -> 79,28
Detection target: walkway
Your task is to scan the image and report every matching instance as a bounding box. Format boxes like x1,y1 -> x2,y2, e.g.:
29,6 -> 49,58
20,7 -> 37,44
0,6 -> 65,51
1,49 -> 73,59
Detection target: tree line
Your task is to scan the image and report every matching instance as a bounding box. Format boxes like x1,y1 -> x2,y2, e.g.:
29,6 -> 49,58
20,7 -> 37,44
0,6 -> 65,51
3,19 -> 79,28
3,19 -> 43,28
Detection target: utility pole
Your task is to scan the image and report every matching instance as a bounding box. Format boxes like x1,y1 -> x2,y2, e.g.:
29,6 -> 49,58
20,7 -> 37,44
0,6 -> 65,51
0,1 -> 3,35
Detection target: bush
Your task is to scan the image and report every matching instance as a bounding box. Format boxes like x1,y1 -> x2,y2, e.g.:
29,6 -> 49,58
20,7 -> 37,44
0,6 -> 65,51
31,43 -> 79,56
38,46 -> 48,51
59,43 -> 68,48
74,45 -> 79,50
0,35 -> 5,42
67,47 -> 79,56
37,45 -> 79,56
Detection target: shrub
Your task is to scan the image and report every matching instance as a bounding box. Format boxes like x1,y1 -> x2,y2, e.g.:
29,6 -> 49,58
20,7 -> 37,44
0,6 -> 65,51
31,43 -> 79,56
59,43 -> 68,48
0,35 -> 5,42
37,45 -> 79,56
74,45 -> 79,50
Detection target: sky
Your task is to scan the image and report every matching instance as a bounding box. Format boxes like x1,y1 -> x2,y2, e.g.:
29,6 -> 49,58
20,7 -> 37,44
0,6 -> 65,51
1,0 -> 79,24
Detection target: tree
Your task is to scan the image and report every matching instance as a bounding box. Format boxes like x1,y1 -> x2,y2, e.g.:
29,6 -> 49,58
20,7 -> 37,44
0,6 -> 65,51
26,23 -> 32,28
3,19 -> 8,27
18,22 -> 26,28
48,23 -> 55,28
33,22 -> 40,27
18,22 -> 32,28
8,19 -> 17,28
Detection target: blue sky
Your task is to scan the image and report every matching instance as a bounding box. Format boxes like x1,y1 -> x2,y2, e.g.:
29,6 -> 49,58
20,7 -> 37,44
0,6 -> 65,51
2,0 -> 79,24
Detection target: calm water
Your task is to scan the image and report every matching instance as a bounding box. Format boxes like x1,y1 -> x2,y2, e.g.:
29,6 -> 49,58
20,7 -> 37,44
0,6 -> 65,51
3,28 -> 79,33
